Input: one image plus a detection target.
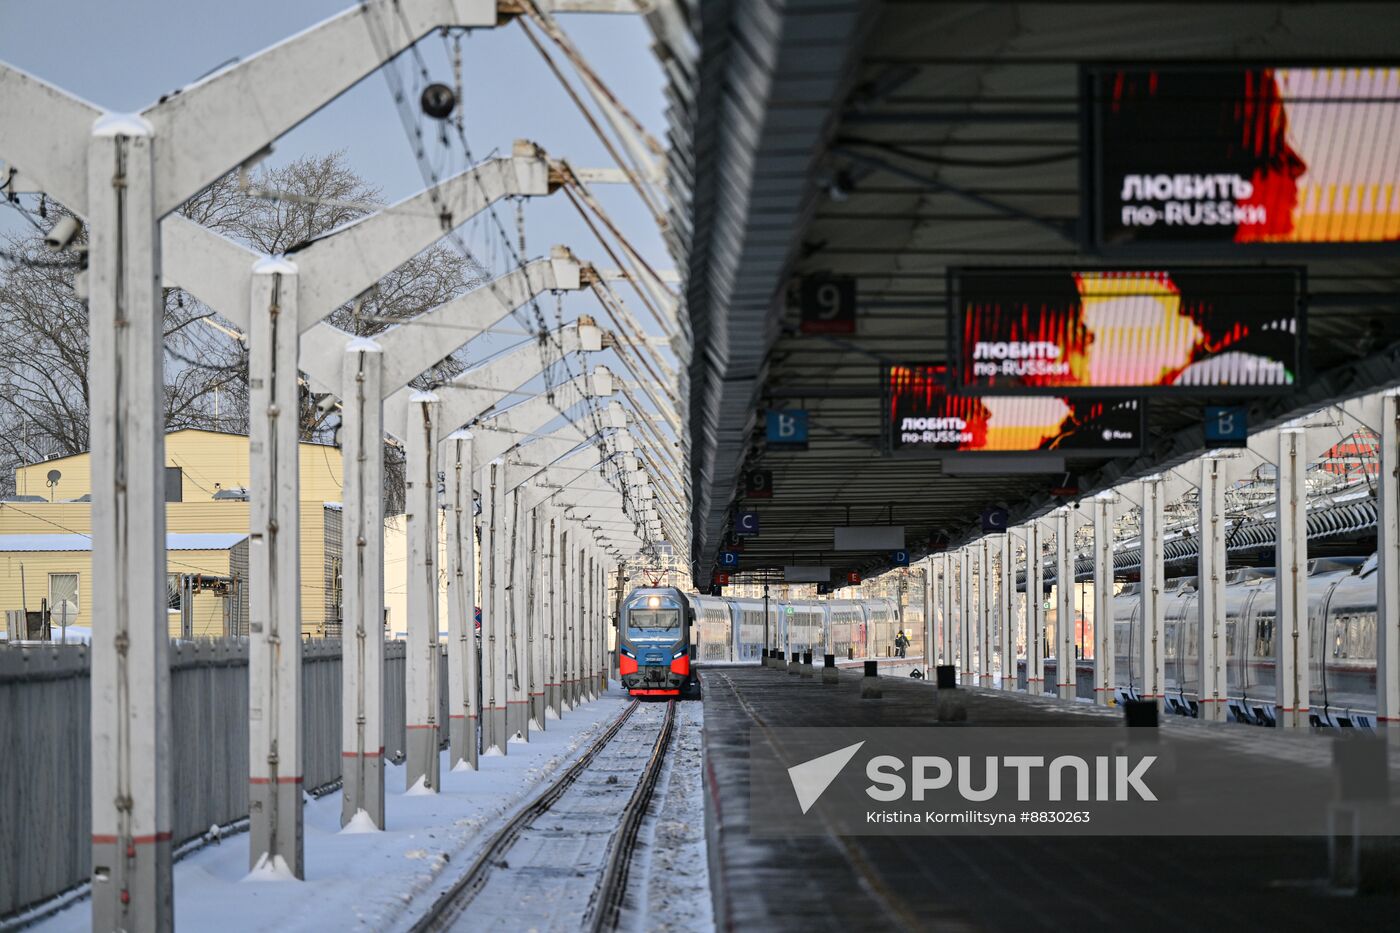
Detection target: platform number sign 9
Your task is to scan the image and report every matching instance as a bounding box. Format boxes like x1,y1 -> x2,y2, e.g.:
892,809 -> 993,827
744,469 -> 774,499
1204,405 -> 1248,447
800,275 -> 856,335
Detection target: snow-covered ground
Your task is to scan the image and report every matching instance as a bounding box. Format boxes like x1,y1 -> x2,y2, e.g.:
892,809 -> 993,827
621,698 -> 712,933
36,689 -> 631,932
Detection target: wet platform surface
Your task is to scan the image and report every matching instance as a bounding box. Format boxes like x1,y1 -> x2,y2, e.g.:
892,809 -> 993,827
699,664 -> 1400,933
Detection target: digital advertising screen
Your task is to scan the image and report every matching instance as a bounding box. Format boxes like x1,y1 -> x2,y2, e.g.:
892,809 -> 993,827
886,364 -> 1144,456
1085,64 -> 1400,251
950,267 -> 1303,394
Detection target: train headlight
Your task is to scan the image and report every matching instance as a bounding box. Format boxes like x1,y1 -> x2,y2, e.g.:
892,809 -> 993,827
647,595 -> 661,609
672,648 -> 686,659
620,645 -> 636,659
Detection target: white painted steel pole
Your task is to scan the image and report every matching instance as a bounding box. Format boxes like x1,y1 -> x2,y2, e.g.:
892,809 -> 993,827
940,553 -> 953,666
999,533 -> 1014,689
586,550 -> 600,698
247,259 -> 304,875
527,507 -> 546,729
560,529 -> 575,709
1056,509 -> 1076,701
1198,458 -> 1228,721
1026,523 -> 1044,695
543,510 -> 563,718
1377,395 -> 1400,727
1140,477 -> 1166,710
1274,430 -> 1309,727
341,339 -> 387,824
960,549 -> 974,686
578,545 -> 590,699
503,486 -> 529,742
443,430 -> 478,769
481,460 -> 509,753
404,392 -> 441,791
922,558 -> 934,672
86,117 -> 174,932
979,538 -> 993,686
582,544 -> 594,700
1092,493 -> 1116,706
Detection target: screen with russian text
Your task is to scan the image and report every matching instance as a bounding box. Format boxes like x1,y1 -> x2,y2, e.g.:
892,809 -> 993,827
887,364 -> 1142,455
1086,65 -> 1400,249
951,268 -> 1301,393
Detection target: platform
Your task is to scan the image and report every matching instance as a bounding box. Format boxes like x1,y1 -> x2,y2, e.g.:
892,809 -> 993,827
700,665 -> 1400,932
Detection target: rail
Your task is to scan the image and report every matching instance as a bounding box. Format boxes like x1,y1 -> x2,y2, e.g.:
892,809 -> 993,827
410,698 -> 677,932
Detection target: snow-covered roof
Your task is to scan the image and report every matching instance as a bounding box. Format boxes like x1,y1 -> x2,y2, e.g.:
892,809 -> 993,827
0,533 -> 248,552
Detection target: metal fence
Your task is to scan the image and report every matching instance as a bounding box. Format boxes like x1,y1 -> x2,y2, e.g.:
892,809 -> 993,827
0,637 -> 435,920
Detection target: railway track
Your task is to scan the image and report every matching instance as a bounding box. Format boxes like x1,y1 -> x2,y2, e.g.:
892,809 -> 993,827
410,698 -> 677,932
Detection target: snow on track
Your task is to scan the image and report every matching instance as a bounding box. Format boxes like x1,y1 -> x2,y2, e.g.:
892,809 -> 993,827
620,697 -> 712,933
417,700 -> 675,931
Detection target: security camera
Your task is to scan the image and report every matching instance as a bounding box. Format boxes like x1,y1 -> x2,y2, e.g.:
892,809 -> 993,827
44,215 -> 81,252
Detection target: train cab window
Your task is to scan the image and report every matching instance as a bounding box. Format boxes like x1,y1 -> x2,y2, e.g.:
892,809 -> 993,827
1254,618 -> 1274,657
1344,613 -> 1366,658
1360,613 -> 1378,659
625,594 -> 683,642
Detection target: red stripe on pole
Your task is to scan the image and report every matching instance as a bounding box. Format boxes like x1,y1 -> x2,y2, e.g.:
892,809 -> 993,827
93,832 -> 172,844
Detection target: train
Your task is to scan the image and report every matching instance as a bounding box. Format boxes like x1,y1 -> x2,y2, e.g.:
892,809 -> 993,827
1039,555 -> 1381,726
616,586 -> 910,698
617,586 -> 698,698
1106,555 -> 1379,725
687,594 -> 905,665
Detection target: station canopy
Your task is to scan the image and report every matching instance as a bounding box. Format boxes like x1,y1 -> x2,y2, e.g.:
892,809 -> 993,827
663,2 -> 1400,583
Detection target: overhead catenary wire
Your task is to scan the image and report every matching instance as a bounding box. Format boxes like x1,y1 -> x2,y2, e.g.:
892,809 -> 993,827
560,176 -> 675,338
514,13 -> 668,232
359,11 -> 619,479
518,1 -> 663,159
355,4 -> 668,529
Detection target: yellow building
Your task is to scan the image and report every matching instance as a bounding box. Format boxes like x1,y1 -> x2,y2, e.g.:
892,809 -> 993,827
0,532 -> 249,641
3,429 -> 355,638
13,427 -> 345,504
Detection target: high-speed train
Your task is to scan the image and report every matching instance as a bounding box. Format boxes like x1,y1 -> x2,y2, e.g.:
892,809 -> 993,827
1093,555 -> 1380,725
686,594 -> 906,664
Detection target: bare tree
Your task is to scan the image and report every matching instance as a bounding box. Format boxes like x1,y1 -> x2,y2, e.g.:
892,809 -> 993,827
0,205 -> 244,494
0,151 -> 487,505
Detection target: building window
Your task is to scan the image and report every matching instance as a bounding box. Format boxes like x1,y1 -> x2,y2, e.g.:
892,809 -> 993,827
49,573 -> 79,625
164,466 -> 184,503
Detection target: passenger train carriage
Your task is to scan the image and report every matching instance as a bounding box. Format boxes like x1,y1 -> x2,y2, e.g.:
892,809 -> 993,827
1077,555 -> 1381,724
685,594 -> 906,663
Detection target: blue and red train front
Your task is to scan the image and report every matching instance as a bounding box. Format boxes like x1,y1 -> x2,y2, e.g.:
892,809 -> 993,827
618,588 -> 693,697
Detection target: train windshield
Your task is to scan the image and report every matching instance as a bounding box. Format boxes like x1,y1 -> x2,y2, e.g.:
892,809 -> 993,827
626,594 -> 682,641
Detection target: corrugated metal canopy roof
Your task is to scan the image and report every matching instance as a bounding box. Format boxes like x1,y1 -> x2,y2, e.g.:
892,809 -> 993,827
669,1 -> 1400,582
